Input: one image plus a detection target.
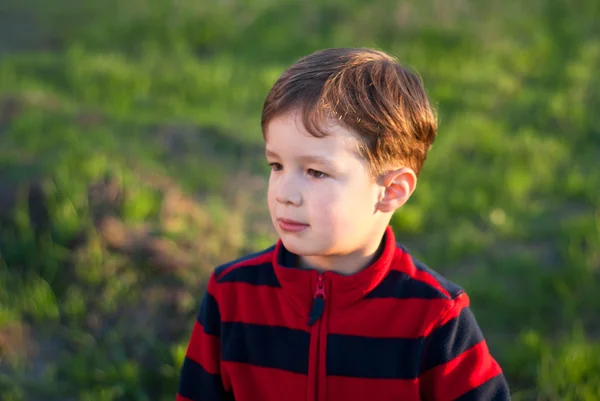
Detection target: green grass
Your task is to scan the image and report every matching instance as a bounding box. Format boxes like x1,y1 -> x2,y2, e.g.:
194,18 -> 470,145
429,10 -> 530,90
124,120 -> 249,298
0,0 -> 599,400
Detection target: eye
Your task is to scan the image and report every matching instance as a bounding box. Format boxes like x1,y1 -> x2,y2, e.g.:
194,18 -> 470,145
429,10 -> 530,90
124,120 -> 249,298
307,169 -> 328,179
268,162 -> 283,171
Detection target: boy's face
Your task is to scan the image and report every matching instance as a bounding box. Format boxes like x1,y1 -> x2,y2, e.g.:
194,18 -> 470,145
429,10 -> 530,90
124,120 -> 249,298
265,110 -> 387,260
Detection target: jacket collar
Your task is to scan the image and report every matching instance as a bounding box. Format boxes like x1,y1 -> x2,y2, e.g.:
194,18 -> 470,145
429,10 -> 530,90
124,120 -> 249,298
272,226 -> 401,313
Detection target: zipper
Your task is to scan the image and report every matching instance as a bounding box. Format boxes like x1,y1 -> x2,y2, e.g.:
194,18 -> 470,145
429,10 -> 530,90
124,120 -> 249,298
307,274 -> 327,401
309,274 -> 326,326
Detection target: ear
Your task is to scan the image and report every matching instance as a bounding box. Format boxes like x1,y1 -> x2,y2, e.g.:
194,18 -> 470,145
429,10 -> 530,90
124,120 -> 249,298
376,167 -> 417,213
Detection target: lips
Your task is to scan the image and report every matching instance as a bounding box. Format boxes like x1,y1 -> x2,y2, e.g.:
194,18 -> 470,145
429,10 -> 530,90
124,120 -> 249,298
277,218 -> 309,233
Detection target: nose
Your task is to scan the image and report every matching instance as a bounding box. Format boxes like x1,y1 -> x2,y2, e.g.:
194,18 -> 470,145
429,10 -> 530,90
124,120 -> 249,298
276,173 -> 302,206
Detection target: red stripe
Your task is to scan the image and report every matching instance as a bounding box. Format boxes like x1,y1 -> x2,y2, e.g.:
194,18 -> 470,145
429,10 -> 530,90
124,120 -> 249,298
400,253 -> 451,298
186,321 -> 221,374
327,376 -> 421,401
217,282 -> 309,331
420,341 -> 502,401
438,293 -> 470,327
217,281 -> 454,338
221,361 -> 307,401
329,297 -> 451,338
175,395 -> 193,401
215,250 -> 274,281
218,282 -> 453,338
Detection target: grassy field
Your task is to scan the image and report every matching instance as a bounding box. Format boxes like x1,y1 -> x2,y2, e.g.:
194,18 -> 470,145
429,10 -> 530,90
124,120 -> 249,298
0,0 -> 599,400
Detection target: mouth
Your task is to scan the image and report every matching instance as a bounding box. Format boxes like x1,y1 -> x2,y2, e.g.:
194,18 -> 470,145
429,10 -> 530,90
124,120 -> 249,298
277,218 -> 309,233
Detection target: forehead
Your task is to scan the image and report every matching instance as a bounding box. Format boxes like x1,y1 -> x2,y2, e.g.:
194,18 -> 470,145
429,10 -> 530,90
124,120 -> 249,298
264,111 -> 361,159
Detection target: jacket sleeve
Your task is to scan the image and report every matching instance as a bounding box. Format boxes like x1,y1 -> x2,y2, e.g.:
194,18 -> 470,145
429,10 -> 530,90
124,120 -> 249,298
176,273 -> 233,401
419,293 -> 511,401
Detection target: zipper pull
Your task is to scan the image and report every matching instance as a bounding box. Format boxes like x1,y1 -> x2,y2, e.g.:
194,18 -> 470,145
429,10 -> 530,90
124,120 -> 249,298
308,274 -> 326,326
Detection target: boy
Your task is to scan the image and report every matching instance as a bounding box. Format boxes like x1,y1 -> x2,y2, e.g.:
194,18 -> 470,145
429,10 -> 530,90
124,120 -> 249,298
176,48 -> 510,401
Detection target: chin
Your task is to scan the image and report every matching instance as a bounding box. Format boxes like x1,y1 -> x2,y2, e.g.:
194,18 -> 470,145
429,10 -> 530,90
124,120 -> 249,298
279,235 -> 317,256
279,234 -> 335,258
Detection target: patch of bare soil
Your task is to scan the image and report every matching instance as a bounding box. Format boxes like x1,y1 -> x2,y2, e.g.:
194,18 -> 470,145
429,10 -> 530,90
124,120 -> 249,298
0,322 -> 35,364
0,100 -> 272,398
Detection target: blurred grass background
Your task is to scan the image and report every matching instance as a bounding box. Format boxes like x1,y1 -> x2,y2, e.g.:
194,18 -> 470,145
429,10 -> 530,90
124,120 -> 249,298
0,0 -> 599,400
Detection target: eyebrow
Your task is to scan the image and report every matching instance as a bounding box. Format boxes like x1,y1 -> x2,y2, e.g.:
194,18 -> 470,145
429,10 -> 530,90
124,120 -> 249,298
265,149 -> 335,167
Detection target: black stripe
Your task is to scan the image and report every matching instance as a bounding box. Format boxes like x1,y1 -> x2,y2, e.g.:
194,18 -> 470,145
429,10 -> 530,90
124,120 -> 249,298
420,306 -> 484,373
214,245 -> 275,277
327,334 -> 424,379
367,270 -> 450,299
221,322 -> 310,374
277,243 -> 298,268
178,356 -> 234,401
197,292 -> 221,336
217,262 -> 281,287
454,373 -> 511,401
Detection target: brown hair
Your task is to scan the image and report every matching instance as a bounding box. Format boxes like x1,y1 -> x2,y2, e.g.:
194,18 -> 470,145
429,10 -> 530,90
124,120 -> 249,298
261,48 -> 438,177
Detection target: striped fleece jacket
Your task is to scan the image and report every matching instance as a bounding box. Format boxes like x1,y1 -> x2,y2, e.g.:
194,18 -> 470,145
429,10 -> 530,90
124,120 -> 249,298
176,226 -> 510,401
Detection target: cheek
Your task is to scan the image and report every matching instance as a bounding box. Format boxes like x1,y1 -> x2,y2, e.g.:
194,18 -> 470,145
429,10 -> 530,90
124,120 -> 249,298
306,183 -> 352,221
267,178 -> 277,208
312,180 -> 376,221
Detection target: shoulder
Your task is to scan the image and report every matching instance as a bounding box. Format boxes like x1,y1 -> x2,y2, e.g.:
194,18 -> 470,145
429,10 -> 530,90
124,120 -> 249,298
403,246 -> 465,301
373,242 -> 466,303
209,244 -> 279,288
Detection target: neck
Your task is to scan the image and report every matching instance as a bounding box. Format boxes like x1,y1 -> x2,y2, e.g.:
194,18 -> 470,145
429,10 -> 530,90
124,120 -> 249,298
299,234 -> 387,276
